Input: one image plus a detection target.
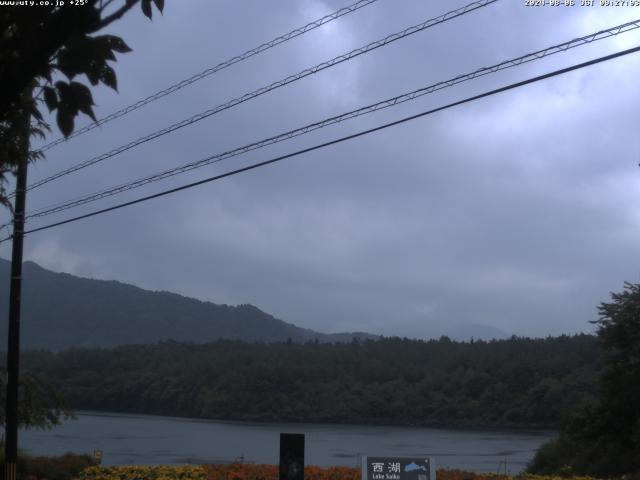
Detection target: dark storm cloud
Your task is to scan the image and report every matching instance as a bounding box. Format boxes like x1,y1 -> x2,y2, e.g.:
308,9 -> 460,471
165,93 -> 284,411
2,0 -> 639,338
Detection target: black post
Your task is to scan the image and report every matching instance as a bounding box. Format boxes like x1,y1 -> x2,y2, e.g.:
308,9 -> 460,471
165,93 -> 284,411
279,433 -> 304,480
4,101 -> 30,480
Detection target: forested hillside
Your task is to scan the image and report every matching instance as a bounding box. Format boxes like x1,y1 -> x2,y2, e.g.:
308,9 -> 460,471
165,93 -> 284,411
0,259 -> 376,349
21,335 -> 600,428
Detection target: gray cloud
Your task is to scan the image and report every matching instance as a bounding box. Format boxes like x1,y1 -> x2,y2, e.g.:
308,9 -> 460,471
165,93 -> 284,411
2,0 -> 640,339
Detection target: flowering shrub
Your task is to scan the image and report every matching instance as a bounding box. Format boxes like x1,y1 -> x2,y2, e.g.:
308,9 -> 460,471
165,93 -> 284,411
435,471 -> 600,480
8,452 -> 95,480
74,464 -> 606,480
203,463 -> 277,480
74,464 -> 206,480
202,464 -> 360,480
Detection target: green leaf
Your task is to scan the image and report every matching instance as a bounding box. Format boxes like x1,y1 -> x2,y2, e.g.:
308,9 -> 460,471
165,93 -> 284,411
152,0 -> 164,13
92,36 -> 116,61
57,34 -> 124,85
85,61 -> 101,86
43,86 -> 58,112
30,127 -> 47,141
69,82 -> 96,122
55,80 -> 72,98
78,103 -> 97,122
55,62 -> 76,81
141,0 -> 152,19
55,34 -> 92,80
100,65 -> 117,91
55,81 -> 79,117
69,81 -> 93,105
56,108 -> 74,138
103,35 -> 132,53
30,104 -> 43,122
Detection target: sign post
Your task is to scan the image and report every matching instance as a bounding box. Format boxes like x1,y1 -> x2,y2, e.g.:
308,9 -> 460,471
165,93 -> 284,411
279,433 -> 304,480
362,457 -> 436,480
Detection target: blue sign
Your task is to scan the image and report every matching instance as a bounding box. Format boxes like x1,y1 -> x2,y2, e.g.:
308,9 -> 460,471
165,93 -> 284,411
362,457 -> 435,480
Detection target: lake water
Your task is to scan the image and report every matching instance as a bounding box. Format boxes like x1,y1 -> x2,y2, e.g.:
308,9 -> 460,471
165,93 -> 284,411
21,411 -> 556,473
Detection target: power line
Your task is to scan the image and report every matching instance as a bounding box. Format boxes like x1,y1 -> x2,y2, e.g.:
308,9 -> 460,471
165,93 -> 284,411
35,0 -> 382,154
22,18 -> 640,221
4,44 -> 638,243
22,0 -> 498,195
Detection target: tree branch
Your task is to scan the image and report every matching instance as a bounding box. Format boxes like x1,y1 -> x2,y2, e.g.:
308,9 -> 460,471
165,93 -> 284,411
99,0 -> 118,14
92,0 -> 139,33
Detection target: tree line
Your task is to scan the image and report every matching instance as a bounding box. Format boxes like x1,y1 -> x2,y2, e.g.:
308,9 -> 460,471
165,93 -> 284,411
528,282 -> 640,476
18,334 -> 600,429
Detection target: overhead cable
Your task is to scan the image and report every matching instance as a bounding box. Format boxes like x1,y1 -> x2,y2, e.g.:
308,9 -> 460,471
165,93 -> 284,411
35,0 -> 383,154
23,0 -> 498,195
3,44 -> 638,242
23,18 -> 640,220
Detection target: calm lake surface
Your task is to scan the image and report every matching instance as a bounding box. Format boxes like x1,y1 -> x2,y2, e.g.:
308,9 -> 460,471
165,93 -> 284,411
21,411 -> 556,473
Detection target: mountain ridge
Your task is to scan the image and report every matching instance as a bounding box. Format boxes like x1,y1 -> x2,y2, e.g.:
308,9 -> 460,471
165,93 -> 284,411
0,258 -> 378,350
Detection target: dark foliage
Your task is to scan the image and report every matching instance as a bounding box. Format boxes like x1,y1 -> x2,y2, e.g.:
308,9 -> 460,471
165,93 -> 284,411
528,282 -> 640,476
0,372 -> 73,430
21,453 -> 95,480
0,449 -> 95,480
0,0 -> 163,126
0,0 -> 164,205
20,334 -> 600,429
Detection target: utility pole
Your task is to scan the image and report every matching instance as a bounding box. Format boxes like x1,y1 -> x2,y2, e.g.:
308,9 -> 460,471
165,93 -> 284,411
4,91 -> 31,480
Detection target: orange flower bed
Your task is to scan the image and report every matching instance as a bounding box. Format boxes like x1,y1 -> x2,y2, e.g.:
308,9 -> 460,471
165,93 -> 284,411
202,465 -> 516,480
204,463 -> 278,480
436,470 -> 509,480
76,463 -> 606,480
203,464 -> 360,480
200,464 -> 604,480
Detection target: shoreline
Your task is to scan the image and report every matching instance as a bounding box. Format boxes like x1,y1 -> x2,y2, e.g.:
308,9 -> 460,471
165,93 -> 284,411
68,408 -> 559,435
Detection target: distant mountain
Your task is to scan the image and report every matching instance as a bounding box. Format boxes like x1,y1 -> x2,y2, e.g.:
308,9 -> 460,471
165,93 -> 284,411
445,323 -> 509,342
0,258 -> 378,350
409,313 -> 510,342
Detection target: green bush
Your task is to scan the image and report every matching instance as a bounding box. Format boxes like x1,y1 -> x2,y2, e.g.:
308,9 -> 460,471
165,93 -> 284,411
1,450 -> 95,480
527,437 -> 578,476
25,453 -> 95,480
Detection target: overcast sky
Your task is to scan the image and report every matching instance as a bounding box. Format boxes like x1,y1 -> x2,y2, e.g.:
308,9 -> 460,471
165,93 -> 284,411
2,0 -> 640,339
